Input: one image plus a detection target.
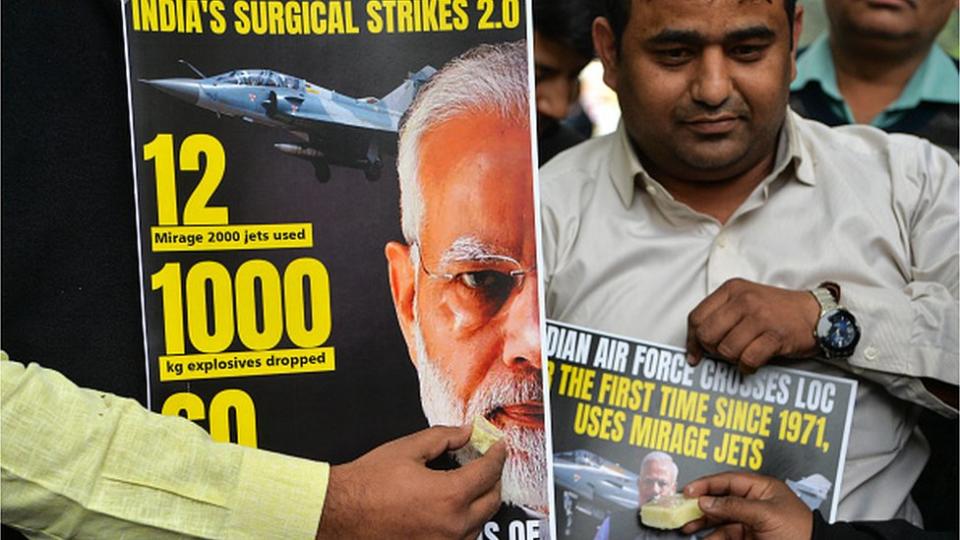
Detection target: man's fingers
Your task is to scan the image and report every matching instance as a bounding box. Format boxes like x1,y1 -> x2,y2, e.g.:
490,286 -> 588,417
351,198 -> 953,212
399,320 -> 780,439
466,478 -> 503,529
699,495 -> 772,531
680,515 -> 722,535
695,307 -> 746,357
686,336 -> 705,366
462,484 -> 502,540
714,318 -> 762,363
739,331 -> 781,371
684,471 -> 770,499
687,283 -> 735,364
453,441 -> 508,500
690,282 -> 734,327
406,425 -> 472,462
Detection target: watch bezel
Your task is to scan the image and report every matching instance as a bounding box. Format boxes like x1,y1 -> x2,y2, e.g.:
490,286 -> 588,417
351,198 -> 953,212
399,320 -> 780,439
815,308 -> 861,359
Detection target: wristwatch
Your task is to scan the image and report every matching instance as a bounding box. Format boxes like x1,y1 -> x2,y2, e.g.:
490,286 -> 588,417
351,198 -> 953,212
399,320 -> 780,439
810,282 -> 860,359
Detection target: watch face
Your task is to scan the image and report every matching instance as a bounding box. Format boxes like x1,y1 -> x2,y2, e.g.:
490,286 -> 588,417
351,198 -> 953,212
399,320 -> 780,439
816,309 -> 860,355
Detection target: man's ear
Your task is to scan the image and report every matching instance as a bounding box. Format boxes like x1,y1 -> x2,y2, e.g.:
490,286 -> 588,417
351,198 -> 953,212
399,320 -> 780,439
385,241 -> 418,367
791,4 -> 804,81
594,17 -> 620,92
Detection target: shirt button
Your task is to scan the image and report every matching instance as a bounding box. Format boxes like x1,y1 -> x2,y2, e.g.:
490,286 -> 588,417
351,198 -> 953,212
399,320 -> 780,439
716,235 -> 727,249
646,185 -> 656,196
864,346 -> 878,360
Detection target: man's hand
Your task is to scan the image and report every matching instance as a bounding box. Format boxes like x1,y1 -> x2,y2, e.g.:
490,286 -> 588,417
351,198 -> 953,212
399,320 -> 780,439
681,472 -> 812,540
686,279 -> 820,372
316,425 -> 506,540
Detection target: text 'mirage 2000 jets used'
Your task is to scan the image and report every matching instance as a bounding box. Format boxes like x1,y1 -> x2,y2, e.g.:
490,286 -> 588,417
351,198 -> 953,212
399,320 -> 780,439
142,60 -> 436,182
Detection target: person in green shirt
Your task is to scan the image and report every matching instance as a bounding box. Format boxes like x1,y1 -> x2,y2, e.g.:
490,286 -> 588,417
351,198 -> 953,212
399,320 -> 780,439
1,356 -> 506,540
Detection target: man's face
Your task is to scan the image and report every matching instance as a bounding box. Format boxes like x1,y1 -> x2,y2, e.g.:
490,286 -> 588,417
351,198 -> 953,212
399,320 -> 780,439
385,111 -> 544,509
826,0 -> 954,46
594,0 -> 801,182
638,459 -> 677,504
534,31 -> 591,134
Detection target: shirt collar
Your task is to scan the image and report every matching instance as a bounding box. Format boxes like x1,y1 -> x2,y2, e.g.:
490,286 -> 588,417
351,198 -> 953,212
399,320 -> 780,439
889,45 -> 960,110
792,34 -> 960,120
610,122 -> 646,207
608,110 -> 813,209
791,34 -> 842,100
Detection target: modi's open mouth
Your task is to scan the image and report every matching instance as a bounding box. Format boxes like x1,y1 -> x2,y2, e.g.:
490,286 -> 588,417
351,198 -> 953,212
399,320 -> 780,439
489,401 -> 545,429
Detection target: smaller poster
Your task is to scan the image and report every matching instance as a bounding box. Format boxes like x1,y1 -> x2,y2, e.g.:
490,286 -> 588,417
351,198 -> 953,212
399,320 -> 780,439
545,320 -> 856,539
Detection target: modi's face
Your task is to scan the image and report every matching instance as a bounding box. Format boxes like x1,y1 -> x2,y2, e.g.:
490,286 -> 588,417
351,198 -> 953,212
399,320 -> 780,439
385,111 -> 545,510
638,460 -> 677,505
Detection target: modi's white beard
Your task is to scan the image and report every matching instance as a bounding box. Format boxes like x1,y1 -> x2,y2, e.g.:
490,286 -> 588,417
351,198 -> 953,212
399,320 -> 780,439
413,325 -> 548,511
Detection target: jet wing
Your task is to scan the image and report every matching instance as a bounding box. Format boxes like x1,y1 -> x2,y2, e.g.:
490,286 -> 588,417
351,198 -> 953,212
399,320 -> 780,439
269,91 -> 402,134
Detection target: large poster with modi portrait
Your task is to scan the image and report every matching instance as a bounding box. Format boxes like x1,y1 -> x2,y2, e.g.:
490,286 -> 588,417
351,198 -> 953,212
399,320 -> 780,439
122,0 -> 549,535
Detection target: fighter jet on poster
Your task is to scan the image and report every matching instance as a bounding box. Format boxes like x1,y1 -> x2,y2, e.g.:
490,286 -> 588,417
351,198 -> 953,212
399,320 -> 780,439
554,450 -> 639,520
142,61 -> 436,181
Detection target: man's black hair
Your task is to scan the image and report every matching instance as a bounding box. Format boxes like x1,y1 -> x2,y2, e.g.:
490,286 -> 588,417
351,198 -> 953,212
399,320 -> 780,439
533,0 -> 603,59
602,0 -> 798,52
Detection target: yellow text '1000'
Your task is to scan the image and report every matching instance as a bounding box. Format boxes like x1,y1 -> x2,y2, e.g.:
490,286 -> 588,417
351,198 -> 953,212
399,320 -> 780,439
152,257 -> 332,355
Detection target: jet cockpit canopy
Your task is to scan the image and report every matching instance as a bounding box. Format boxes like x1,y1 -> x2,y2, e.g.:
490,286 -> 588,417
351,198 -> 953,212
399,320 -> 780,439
215,69 -> 303,90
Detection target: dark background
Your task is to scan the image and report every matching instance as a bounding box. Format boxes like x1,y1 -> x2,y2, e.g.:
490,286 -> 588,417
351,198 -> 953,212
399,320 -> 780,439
1,0 -> 955,537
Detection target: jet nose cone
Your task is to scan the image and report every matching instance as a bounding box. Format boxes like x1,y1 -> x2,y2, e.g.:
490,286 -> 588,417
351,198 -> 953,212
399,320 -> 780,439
142,78 -> 201,104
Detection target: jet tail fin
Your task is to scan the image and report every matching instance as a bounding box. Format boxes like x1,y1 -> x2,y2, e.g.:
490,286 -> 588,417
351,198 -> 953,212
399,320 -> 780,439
380,66 -> 436,113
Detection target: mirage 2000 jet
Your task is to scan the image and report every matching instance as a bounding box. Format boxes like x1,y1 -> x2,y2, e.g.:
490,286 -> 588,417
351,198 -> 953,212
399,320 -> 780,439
142,61 -> 436,181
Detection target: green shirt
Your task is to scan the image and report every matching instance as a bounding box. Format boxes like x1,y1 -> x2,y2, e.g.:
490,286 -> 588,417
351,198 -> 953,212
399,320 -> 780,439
791,34 -> 960,129
1,356 -> 328,539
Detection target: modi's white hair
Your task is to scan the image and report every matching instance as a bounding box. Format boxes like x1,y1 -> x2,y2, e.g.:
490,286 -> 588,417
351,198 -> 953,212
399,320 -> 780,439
641,451 -> 679,481
397,40 -> 529,243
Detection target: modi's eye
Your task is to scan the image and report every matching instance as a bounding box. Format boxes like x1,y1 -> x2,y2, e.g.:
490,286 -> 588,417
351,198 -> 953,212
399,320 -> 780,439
457,270 -> 515,297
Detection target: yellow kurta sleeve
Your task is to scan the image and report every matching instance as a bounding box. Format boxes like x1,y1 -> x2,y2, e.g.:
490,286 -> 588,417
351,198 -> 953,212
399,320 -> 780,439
1,357 -> 328,539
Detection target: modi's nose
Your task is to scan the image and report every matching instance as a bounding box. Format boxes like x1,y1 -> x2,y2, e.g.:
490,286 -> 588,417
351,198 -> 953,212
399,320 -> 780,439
500,279 -> 541,370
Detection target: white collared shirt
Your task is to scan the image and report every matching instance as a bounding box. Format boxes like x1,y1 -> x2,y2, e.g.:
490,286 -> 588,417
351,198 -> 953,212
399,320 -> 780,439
540,110 -> 958,523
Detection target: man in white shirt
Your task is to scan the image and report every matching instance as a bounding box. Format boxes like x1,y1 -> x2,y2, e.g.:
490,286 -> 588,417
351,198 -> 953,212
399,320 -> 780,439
540,0 -> 958,525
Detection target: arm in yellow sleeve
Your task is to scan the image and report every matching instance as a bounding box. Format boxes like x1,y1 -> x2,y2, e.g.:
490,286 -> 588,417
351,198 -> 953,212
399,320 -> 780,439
1,357 -> 328,539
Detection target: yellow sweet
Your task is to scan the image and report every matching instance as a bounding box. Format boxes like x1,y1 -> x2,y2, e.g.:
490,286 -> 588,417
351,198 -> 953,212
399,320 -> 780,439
469,415 -> 504,454
639,494 -> 704,529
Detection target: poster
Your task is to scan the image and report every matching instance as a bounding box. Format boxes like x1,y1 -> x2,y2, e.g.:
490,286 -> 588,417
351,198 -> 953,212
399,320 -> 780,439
122,0 -> 548,535
546,320 -> 856,539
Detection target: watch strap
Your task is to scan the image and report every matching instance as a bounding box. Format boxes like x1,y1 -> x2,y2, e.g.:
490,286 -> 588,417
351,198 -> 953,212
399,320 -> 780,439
810,287 -> 838,316
818,281 -> 841,303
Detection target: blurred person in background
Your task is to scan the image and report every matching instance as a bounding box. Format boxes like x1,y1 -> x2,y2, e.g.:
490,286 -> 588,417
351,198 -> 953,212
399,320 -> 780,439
533,0 -> 602,165
790,0 -> 958,158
